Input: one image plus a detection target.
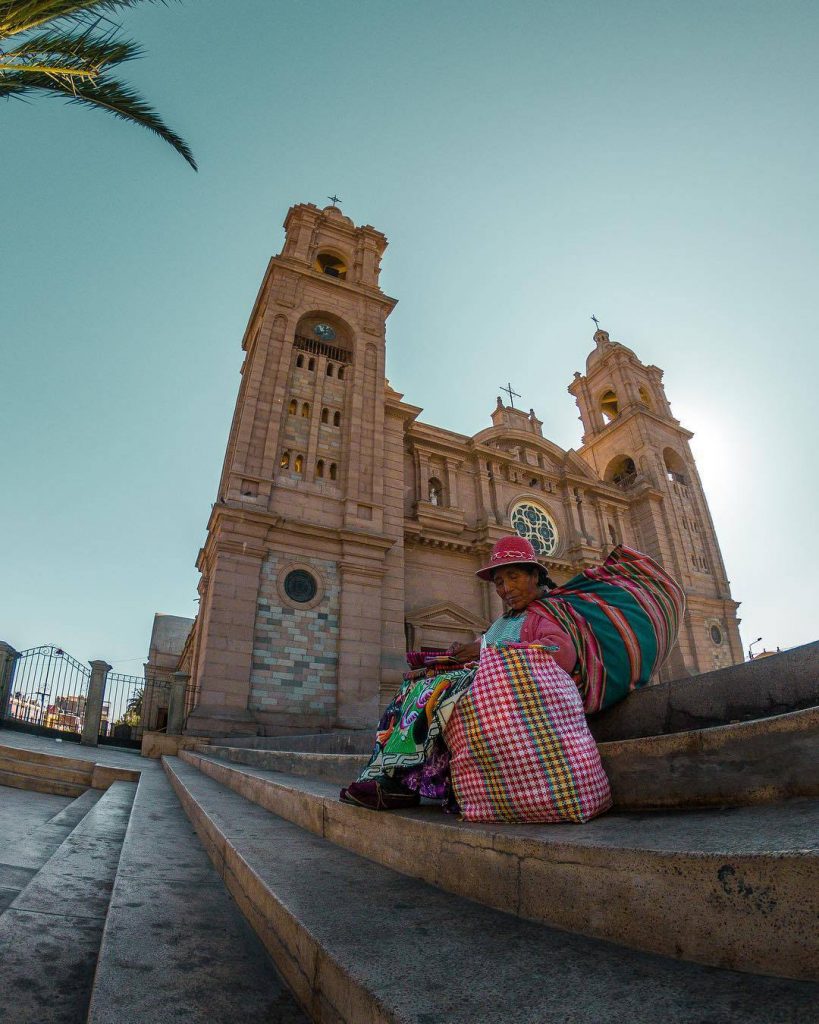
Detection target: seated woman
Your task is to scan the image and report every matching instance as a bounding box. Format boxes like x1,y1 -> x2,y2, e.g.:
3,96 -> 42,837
340,536 -> 576,811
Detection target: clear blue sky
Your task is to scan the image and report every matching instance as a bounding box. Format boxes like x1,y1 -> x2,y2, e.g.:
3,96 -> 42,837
2,0 -> 816,672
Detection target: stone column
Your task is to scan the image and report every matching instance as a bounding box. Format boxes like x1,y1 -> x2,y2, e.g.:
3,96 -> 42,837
0,642 -> 19,719
167,672 -> 190,736
81,660 -> 111,747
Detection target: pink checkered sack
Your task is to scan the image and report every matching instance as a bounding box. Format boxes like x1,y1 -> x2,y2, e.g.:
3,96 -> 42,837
445,644 -> 612,823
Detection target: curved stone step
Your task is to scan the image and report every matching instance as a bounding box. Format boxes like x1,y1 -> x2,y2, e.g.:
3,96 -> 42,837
87,761 -> 307,1024
177,749 -> 819,981
199,703 -> 819,810
164,755 -> 819,1024
0,782 -> 136,1023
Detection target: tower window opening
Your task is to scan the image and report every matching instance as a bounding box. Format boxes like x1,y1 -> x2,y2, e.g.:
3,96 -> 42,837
663,447 -> 688,485
600,389 -> 619,423
321,407 -> 329,424
314,253 -> 347,279
294,454 -> 304,474
333,411 -> 341,427
327,362 -> 334,377
606,455 -> 637,490
338,366 -> 345,380
308,357 -> 316,371
301,402 -> 310,418
638,385 -> 652,408
296,354 -> 304,368
329,463 -> 337,481
316,459 -> 324,479
288,399 -> 298,415
280,450 -> 290,470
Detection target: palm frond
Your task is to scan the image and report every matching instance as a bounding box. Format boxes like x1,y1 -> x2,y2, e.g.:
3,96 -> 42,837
0,1 -> 171,38
1,29 -> 141,77
2,69 -> 197,168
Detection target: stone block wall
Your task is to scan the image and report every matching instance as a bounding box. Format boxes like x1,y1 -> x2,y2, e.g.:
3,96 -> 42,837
249,553 -> 340,719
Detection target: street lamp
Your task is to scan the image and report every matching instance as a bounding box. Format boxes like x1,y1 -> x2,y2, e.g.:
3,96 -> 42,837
748,637 -> 763,660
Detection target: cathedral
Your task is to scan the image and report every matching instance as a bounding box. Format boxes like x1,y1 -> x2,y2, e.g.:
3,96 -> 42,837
176,201 -> 743,738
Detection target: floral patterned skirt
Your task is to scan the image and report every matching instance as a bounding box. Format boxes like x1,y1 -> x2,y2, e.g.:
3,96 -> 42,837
356,665 -> 478,801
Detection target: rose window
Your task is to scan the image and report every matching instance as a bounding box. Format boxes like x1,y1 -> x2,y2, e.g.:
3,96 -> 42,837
510,502 -> 558,556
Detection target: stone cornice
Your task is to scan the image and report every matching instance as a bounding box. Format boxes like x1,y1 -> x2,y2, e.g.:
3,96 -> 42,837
270,256 -> 398,310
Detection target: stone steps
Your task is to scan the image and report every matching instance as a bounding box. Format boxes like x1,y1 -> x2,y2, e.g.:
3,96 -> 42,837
201,703 -> 819,810
177,748 -> 819,981
0,781 -> 136,1023
86,762 -> 308,1024
163,755 -> 819,1024
0,742 -> 140,797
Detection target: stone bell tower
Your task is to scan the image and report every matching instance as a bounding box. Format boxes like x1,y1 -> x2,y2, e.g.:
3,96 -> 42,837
186,203 -> 405,736
568,328 -> 743,676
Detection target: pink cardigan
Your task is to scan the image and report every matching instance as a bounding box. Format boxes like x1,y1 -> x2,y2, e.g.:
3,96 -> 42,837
519,605 -> 577,675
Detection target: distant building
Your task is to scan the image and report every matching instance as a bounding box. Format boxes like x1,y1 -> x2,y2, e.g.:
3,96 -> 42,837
153,202 -> 742,738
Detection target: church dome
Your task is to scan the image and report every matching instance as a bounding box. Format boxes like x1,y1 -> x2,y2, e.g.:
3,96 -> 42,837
585,329 -> 638,372
322,205 -> 354,227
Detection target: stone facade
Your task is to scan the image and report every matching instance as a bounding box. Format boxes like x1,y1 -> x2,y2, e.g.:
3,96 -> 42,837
249,553 -> 340,722
179,201 -> 743,737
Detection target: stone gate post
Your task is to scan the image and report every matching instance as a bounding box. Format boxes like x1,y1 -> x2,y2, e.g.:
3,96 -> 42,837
82,660 -> 112,747
0,642 -> 19,719
167,672 -> 190,736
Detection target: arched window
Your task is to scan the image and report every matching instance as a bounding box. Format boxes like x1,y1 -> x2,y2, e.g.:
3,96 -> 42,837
294,454 -> 303,474
316,459 -> 324,478
338,366 -> 345,380
314,252 -> 347,279
308,357 -> 316,371
663,448 -> 688,485
301,402 -> 310,418
600,389 -> 619,423
321,408 -> 329,424
605,455 -> 637,489
329,463 -> 337,481
510,501 -> 558,556
280,450 -> 290,470
288,399 -> 297,415
333,411 -> 341,427
428,477 -> 443,506
296,354 -> 304,368
327,362 -> 334,377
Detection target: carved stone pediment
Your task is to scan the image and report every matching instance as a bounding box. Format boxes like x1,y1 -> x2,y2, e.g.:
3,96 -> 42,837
406,602 -> 486,631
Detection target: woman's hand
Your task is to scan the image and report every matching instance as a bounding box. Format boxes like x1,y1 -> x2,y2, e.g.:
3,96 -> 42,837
446,640 -> 481,664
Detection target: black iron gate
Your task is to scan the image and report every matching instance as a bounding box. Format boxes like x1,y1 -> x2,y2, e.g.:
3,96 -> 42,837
0,645 -> 90,742
0,645 -> 174,748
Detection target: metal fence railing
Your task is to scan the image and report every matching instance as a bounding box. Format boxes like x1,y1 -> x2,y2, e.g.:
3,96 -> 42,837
0,644 -> 190,748
2,645 -> 90,740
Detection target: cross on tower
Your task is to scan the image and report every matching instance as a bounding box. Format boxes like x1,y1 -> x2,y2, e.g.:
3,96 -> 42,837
327,194 -> 342,207
499,382 -> 521,408
591,314 -> 601,329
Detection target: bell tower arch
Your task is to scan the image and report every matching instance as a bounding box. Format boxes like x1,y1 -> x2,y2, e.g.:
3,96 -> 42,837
186,203 -> 403,736
568,327 -> 743,678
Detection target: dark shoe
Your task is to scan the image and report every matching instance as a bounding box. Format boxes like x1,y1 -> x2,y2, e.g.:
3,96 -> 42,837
339,780 -> 420,811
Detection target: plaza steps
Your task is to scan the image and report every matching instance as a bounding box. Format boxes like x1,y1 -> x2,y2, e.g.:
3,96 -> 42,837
0,781 -> 136,1023
200,702 -> 819,811
85,757 -> 307,1024
0,741 -> 140,797
174,747 -> 819,982
0,736 -> 308,1024
163,754 -> 819,1024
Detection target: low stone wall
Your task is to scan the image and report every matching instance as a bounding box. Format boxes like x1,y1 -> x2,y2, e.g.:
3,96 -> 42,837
590,640 -> 819,741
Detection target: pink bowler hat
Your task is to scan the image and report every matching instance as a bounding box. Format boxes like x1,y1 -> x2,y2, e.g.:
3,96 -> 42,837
476,536 -> 543,581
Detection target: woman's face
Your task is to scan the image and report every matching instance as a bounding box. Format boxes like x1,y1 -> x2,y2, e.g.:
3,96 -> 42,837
492,565 -> 540,612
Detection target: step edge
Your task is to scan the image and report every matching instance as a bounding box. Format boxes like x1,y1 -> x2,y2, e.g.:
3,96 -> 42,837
176,750 -> 819,982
